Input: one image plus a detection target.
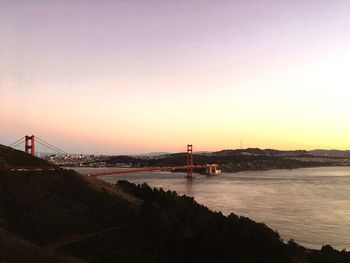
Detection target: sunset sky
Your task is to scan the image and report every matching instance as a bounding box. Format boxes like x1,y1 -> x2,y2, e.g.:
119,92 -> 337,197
1,0 -> 350,154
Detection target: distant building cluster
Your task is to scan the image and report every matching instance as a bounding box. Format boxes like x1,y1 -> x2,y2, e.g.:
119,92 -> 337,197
41,154 -> 106,167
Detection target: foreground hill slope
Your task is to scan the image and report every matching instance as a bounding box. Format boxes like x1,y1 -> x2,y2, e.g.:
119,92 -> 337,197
0,169 -> 140,245
0,144 -> 53,169
0,229 -> 85,263
0,145 -> 350,262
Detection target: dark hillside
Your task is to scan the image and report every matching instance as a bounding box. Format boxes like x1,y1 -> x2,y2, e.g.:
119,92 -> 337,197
0,144 -> 53,169
0,168 -> 140,245
0,230 -> 84,263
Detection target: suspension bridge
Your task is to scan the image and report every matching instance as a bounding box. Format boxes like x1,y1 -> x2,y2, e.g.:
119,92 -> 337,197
9,135 -> 69,156
8,135 -> 220,178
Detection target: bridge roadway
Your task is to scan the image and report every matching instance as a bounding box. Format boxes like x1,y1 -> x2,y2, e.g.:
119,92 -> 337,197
87,165 -> 208,177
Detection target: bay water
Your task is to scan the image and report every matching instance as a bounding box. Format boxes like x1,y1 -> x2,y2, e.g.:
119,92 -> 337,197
73,166 -> 350,250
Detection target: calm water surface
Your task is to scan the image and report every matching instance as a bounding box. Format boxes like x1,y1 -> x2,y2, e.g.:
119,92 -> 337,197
73,166 -> 350,250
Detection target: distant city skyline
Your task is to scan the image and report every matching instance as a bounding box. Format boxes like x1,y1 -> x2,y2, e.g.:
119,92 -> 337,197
1,0 -> 350,154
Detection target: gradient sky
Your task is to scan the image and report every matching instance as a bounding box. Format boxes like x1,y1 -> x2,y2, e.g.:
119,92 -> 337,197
1,0 -> 350,154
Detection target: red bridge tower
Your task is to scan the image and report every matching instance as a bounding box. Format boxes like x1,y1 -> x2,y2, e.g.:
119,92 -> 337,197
25,135 -> 35,156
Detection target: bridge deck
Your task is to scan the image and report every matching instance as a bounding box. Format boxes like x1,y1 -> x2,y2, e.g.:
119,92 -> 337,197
87,165 -> 209,177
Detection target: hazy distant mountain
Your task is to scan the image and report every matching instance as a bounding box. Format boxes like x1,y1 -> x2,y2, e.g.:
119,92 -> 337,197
137,151 -> 212,157
213,148 -> 308,157
308,149 -> 350,157
136,152 -> 171,157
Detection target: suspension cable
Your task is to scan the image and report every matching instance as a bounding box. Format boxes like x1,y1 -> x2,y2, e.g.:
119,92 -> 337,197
36,137 -> 69,155
9,137 -> 25,147
36,140 -> 66,155
11,141 -> 25,149
35,137 -> 68,155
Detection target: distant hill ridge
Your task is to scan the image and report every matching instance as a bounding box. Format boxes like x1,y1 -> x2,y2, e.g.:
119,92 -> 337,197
135,148 -> 349,158
308,149 -> 350,157
213,148 -> 309,156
